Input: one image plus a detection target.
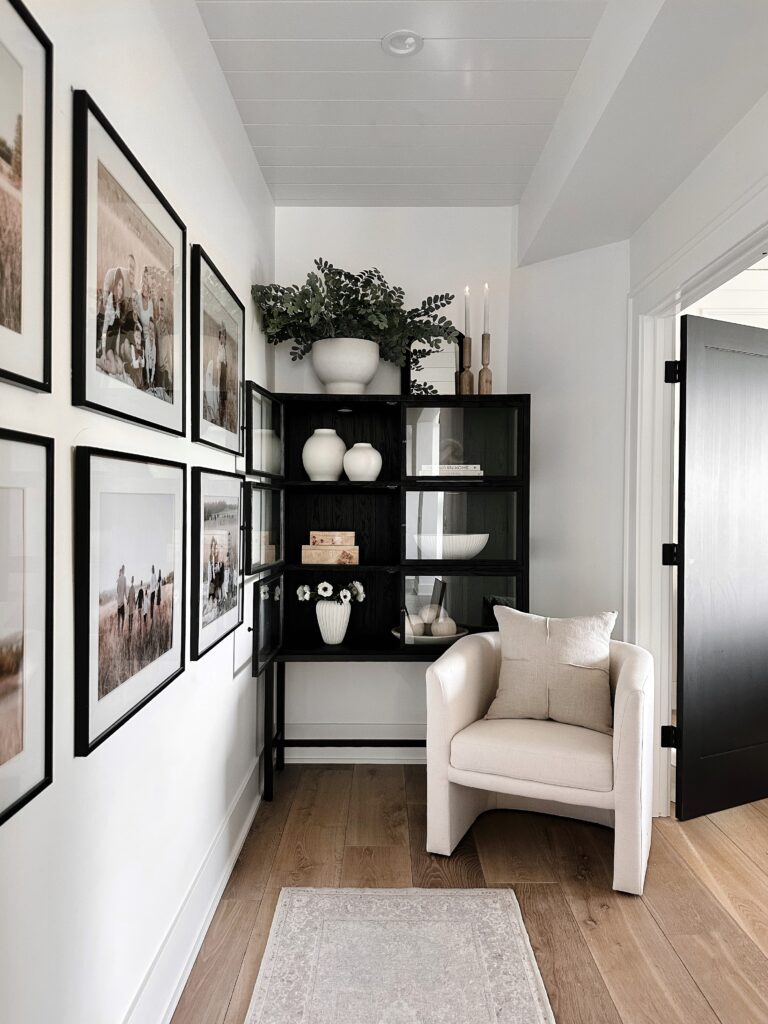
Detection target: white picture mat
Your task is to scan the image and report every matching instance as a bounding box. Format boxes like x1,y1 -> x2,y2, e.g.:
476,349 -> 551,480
0,3 -> 46,379
197,472 -> 242,652
87,456 -> 183,744
0,438 -> 46,808
84,114 -> 183,431
197,259 -> 241,452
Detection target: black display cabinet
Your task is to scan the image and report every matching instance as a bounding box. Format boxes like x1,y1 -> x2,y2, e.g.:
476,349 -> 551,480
246,383 -> 530,798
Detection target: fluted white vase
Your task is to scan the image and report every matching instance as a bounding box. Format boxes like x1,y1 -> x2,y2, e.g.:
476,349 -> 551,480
302,428 -> 346,481
343,442 -> 382,481
315,599 -> 351,645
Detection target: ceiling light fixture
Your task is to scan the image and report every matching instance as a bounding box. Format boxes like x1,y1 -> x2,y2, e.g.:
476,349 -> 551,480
381,29 -> 424,57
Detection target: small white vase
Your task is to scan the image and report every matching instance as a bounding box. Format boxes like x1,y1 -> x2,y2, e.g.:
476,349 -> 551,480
302,428 -> 346,481
311,337 -> 380,394
315,599 -> 351,645
343,442 -> 382,481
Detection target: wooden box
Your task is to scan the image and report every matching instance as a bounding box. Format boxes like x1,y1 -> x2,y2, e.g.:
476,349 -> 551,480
309,530 -> 356,547
301,545 -> 359,565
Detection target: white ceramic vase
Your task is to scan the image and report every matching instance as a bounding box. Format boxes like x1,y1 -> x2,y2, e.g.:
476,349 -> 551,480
311,337 -> 380,394
343,442 -> 382,481
302,428 -> 346,481
315,599 -> 351,645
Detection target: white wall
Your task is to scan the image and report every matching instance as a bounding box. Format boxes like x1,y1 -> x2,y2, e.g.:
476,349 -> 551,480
274,206 -> 514,756
508,239 -> 629,633
0,3 -> 273,1024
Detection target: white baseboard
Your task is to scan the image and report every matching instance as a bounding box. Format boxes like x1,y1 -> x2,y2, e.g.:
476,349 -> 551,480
122,758 -> 262,1024
283,722 -> 426,765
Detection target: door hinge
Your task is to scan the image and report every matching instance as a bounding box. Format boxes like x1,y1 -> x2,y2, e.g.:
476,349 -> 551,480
661,725 -> 678,749
665,360 -> 682,383
662,543 -> 679,566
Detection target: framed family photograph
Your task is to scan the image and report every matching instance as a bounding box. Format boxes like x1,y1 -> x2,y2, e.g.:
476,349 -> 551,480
74,448 -> 186,756
0,428 -> 52,826
252,571 -> 282,676
245,381 -> 282,478
244,481 -> 282,575
192,245 -> 244,455
0,0 -> 52,392
72,90 -> 186,435
191,468 -> 244,659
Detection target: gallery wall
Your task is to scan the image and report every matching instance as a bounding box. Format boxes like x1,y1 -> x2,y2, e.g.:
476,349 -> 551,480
0,2 -> 274,1024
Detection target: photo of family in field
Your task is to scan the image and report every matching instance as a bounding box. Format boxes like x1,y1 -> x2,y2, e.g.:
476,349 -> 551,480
201,496 -> 239,629
97,491 -> 176,699
0,39 -> 23,336
0,486 -> 24,768
201,269 -> 240,436
94,162 -> 175,405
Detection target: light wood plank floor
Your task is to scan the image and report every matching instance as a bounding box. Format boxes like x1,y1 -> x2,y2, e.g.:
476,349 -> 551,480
172,765 -> 768,1024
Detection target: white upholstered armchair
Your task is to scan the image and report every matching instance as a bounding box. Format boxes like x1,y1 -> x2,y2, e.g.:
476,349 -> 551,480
426,632 -> 654,895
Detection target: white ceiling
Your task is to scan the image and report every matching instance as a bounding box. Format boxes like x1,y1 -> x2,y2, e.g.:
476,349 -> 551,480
196,0 -> 608,206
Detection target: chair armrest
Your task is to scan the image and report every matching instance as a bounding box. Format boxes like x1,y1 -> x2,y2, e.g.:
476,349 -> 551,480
426,631 -> 501,766
612,639 -> 655,773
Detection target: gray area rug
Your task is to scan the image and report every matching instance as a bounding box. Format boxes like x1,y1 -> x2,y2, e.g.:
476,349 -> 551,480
246,888 -> 555,1024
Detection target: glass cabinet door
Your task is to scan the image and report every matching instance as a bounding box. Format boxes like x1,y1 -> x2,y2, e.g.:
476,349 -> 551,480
405,400 -> 524,480
405,488 -> 520,564
252,571 -> 283,675
245,482 -> 283,575
400,572 -> 522,645
246,381 -> 283,479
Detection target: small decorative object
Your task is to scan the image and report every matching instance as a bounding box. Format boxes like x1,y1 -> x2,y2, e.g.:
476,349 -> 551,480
0,0 -> 52,392
459,335 -> 475,395
310,531 -> 355,546
252,259 -> 458,394
73,448 -> 186,755
252,571 -> 282,676
297,579 -> 366,645
245,380 -> 282,478
0,428 -> 53,824
244,482 -> 282,575
191,468 -> 243,660
72,91 -> 186,434
407,337 -> 460,396
430,614 -> 458,637
301,545 -> 359,565
302,427 -> 346,481
192,245 -> 245,455
414,532 -> 489,560
404,610 -> 425,637
343,442 -> 382,481
480,336 -> 492,395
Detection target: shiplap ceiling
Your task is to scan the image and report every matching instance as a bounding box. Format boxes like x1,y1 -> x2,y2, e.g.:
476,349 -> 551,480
197,0 -> 608,205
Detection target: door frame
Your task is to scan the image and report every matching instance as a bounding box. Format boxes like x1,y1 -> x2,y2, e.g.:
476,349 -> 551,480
625,225 -> 768,817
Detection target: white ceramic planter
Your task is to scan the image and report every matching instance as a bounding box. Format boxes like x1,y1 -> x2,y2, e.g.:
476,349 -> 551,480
315,599 -> 351,645
311,337 -> 380,394
302,428 -> 346,481
343,442 -> 383,481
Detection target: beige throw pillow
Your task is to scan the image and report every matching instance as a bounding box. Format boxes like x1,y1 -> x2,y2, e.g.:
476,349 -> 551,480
486,607 -> 617,735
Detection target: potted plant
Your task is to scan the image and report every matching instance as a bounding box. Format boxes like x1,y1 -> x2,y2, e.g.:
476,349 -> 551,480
296,578 -> 366,645
252,259 -> 458,394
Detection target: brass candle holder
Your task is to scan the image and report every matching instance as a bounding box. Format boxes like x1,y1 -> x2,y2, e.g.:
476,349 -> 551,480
479,332 -> 492,394
459,335 -> 475,395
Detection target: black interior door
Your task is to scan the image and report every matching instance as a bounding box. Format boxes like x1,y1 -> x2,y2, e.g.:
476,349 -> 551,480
677,315 -> 768,819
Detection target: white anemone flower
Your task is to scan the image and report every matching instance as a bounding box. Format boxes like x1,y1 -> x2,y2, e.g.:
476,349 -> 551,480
296,584 -> 310,601
352,581 -> 365,602
317,581 -> 333,598
260,584 -> 269,600
339,589 -> 352,603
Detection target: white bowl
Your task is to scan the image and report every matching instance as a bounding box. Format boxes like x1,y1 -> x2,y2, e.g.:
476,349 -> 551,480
413,533 -> 489,560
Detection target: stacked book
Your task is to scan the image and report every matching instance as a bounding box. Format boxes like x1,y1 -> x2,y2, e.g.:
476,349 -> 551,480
421,464 -> 484,477
301,530 -> 359,565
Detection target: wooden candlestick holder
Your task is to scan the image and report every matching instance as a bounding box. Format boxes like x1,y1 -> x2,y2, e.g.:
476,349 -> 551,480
479,332 -> 492,394
459,335 -> 474,395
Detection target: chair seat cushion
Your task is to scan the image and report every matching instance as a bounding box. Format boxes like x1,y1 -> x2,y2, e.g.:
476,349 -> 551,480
450,718 -> 614,793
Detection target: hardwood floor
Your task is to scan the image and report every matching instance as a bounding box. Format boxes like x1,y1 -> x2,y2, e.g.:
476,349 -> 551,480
172,765 -> 768,1024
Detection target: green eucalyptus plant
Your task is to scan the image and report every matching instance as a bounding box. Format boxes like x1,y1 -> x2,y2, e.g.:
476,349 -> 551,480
252,258 -> 458,368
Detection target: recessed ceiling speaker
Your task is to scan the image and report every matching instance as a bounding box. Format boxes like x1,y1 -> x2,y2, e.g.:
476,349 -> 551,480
381,30 -> 424,57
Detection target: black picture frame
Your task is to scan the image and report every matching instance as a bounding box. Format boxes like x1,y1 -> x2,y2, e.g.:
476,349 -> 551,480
252,570 -> 283,676
244,481 -> 284,575
71,89 -> 187,435
0,0 -> 53,392
0,427 -> 53,826
73,447 -> 187,756
191,467 -> 245,660
191,245 -> 245,456
245,380 -> 283,479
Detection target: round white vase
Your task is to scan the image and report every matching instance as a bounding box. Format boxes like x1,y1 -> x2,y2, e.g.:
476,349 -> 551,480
315,599 -> 351,645
302,428 -> 346,481
343,442 -> 383,481
311,337 -> 380,394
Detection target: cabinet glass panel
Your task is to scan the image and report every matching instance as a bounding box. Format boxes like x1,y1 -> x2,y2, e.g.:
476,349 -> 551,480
401,573 -> 519,644
246,483 -> 282,574
246,382 -> 282,478
252,572 -> 282,674
406,404 -> 520,479
405,489 -> 519,563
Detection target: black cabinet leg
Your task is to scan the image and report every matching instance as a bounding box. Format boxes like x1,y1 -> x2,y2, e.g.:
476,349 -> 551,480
276,661 -> 286,771
263,662 -> 274,801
